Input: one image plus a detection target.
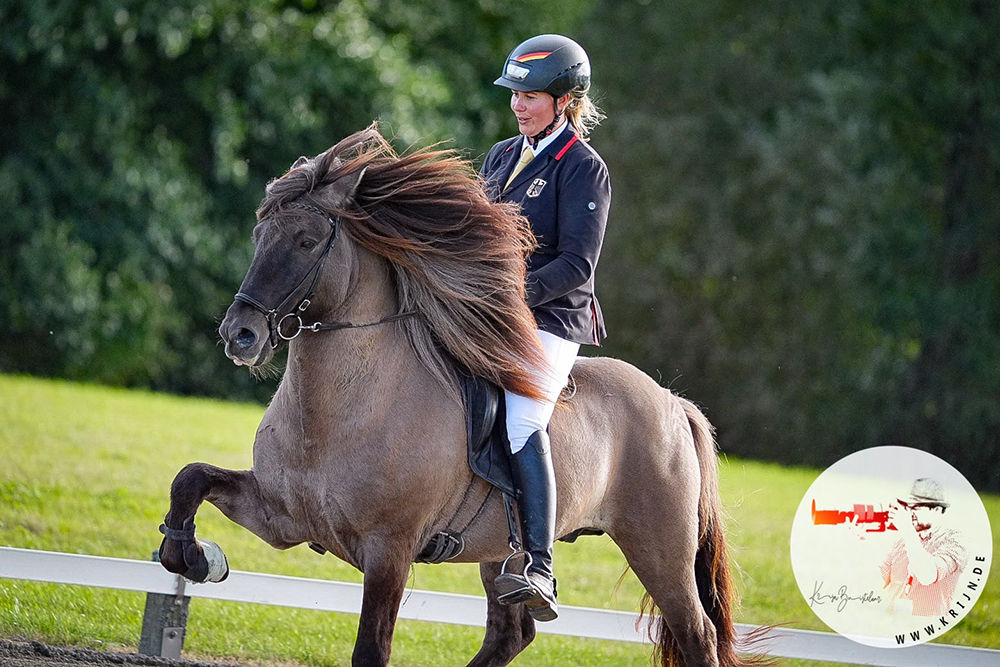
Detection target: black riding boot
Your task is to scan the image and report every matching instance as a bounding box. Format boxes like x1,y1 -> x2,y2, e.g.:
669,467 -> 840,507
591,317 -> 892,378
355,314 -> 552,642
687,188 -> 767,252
495,429 -> 558,621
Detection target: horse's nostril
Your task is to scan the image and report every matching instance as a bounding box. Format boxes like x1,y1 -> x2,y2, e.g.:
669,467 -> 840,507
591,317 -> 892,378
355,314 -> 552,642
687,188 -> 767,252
236,328 -> 257,349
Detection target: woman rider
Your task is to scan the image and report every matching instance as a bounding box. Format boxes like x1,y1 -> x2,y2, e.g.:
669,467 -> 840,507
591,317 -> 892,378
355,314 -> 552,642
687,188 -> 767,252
481,34 -> 611,622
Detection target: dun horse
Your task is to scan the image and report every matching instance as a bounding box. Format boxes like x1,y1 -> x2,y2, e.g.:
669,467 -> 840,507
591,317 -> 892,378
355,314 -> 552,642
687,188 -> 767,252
158,127 -> 766,667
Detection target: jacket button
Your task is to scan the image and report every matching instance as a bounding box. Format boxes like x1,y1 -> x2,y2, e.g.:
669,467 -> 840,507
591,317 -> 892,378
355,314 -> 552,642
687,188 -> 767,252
587,201 -> 596,210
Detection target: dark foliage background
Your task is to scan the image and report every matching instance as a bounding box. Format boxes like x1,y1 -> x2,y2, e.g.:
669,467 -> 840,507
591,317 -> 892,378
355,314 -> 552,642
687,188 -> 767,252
2,0 -> 997,490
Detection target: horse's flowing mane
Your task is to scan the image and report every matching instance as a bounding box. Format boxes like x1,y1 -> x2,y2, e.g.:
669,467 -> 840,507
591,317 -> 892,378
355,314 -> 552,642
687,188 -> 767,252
257,125 -> 546,400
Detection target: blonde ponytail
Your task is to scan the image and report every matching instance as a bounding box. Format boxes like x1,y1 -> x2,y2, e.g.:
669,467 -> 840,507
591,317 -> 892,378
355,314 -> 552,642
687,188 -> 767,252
565,91 -> 605,138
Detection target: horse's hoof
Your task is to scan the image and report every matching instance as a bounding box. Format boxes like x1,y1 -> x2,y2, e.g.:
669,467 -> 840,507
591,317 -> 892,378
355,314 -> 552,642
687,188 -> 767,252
180,538 -> 229,583
197,539 -> 230,583
160,534 -> 229,583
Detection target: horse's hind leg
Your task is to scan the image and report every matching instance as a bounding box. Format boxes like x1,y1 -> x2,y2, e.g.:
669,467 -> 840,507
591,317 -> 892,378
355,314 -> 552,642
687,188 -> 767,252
616,528 -> 719,667
159,462 -> 291,582
615,522 -> 720,667
466,561 -> 535,667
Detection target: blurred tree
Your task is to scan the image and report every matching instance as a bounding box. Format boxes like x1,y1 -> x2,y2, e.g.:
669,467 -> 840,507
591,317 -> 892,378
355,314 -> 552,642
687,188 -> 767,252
839,0 -> 1000,486
4,0 -> 996,489
0,0 -> 591,400
583,0 -> 999,489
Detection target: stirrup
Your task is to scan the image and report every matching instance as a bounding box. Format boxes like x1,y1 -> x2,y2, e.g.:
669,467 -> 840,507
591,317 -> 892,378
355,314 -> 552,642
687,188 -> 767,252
500,545 -> 533,577
495,570 -> 559,621
495,547 -> 533,604
493,548 -> 558,621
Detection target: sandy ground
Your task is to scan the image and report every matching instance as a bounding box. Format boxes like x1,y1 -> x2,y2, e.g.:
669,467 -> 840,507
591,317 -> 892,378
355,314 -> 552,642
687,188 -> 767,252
0,640 -> 249,667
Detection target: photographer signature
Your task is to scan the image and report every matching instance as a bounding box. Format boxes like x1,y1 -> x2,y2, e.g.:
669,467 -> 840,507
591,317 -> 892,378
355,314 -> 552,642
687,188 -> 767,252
809,580 -> 883,612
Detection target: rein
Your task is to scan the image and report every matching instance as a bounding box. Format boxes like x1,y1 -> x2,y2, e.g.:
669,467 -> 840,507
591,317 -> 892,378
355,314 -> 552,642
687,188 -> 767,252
234,202 -> 417,348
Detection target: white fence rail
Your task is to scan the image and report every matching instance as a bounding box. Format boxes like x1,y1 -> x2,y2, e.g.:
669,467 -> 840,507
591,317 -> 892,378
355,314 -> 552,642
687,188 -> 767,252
1,547 -> 997,666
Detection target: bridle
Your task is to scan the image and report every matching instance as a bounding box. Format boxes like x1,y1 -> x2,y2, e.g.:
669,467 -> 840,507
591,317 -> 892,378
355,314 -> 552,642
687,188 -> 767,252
233,202 -> 416,349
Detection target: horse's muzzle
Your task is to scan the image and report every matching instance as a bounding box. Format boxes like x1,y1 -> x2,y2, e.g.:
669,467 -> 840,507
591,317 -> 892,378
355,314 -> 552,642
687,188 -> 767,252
220,303 -> 272,367
225,331 -> 263,367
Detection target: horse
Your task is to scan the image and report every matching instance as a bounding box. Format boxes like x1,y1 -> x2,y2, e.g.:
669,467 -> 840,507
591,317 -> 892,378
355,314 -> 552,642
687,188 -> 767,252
157,126 -> 769,667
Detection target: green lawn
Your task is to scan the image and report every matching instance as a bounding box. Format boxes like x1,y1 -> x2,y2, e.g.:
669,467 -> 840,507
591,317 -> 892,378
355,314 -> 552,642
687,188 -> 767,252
0,374 -> 996,666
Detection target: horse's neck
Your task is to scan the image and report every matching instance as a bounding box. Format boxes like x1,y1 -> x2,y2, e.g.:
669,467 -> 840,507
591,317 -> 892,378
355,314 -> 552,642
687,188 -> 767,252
275,250 -> 435,436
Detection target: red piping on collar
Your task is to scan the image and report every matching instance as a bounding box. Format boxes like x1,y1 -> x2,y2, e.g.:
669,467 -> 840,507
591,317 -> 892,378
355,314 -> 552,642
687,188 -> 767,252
554,134 -> 579,160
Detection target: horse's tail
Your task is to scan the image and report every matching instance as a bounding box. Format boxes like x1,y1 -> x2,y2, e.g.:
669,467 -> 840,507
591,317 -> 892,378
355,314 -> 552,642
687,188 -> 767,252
641,397 -> 776,667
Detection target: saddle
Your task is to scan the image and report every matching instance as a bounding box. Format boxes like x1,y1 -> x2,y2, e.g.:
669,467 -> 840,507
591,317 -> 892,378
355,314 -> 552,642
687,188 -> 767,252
415,374 -> 600,564
414,376 -> 512,564
463,374 -> 517,497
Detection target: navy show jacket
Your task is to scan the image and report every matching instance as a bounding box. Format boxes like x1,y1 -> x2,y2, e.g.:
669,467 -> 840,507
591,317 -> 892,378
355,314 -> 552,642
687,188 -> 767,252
481,128 -> 611,346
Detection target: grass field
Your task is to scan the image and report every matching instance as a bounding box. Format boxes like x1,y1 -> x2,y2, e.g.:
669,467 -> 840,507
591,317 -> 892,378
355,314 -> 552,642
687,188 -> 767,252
0,373 -> 997,666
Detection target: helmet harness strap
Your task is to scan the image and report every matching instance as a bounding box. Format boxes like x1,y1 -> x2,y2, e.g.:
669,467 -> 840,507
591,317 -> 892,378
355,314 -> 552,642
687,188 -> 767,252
529,96 -> 566,147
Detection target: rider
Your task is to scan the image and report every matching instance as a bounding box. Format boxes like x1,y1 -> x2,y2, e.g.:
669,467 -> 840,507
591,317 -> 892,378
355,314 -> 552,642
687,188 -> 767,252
481,34 -> 611,621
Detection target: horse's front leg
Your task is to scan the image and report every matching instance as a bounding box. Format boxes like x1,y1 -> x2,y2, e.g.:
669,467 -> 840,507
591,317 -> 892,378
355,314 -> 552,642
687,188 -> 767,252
352,552 -> 412,667
158,462 -> 278,583
466,561 -> 536,667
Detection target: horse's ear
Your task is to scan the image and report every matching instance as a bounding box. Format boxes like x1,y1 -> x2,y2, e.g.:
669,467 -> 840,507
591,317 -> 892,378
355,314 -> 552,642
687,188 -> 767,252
317,166 -> 368,209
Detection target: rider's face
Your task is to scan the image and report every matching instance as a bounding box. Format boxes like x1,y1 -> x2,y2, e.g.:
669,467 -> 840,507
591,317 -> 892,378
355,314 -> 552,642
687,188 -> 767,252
510,91 -> 557,138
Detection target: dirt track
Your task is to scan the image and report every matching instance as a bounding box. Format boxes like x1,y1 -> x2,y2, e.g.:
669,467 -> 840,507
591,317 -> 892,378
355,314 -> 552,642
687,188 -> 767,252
0,640 -> 248,667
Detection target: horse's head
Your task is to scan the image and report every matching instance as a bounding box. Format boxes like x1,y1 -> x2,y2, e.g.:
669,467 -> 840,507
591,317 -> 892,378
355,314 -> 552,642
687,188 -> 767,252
220,147 -> 368,367
220,124 -> 547,400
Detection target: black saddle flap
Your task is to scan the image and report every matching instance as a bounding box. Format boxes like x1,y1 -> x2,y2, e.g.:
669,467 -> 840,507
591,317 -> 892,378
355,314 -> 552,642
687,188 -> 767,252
461,374 -> 515,497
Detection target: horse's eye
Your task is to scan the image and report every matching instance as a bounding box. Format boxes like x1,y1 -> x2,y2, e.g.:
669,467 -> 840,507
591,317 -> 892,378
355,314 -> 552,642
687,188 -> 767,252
301,239 -> 316,250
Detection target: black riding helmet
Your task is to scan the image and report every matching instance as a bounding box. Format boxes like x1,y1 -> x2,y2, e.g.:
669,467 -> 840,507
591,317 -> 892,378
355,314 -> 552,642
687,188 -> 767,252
494,34 -> 591,98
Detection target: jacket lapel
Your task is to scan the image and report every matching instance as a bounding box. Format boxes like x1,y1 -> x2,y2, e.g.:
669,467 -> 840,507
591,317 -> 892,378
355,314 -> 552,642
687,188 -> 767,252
495,139 -> 523,193
504,128 -> 579,193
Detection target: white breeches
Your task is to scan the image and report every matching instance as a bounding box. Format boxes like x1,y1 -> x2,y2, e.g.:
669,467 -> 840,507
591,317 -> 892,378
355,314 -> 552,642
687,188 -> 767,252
504,330 -> 580,454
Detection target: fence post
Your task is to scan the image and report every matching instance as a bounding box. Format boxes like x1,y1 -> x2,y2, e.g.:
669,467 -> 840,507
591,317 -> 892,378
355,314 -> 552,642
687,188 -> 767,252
138,550 -> 190,659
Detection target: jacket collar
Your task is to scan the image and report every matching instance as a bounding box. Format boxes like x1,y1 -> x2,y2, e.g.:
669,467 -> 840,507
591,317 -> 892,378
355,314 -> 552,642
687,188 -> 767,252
501,127 -> 579,192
